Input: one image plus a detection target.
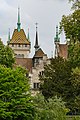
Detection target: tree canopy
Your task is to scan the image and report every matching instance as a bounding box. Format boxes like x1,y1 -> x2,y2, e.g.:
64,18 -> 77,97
0,40 -> 15,68
60,9 -> 80,43
70,67 -> 80,114
69,0 -> 80,10
0,65 -> 35,120
33,94 -> 67,120
60,0 -> 80,43
40,57 -> 72,100
68,43 -> 80,68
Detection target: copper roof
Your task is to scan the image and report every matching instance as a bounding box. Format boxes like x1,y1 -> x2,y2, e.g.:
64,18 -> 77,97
15,58 -> 32,72
34,48 -> 46,58
10,29 -> 30,44
59,44 -> 68,59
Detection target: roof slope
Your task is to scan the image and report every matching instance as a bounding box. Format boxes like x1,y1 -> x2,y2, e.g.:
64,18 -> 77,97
15,58 -> 32,72
10,29 -> 30,44
59,44 -> 68,59
34,48 -> 46,58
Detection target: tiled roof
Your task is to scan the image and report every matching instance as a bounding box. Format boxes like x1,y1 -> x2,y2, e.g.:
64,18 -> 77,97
59,44 -> 68,59
15,58 -> 32,72
34,48 -> 46,58
10,29 -> 30,44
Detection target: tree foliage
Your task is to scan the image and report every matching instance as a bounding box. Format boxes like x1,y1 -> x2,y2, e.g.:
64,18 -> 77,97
70,67 -> 80,114
39,57 -> 80,114
60,0 -> 80,43
0,65 -> 35,120
60,9 -> 80,43
69,0 -> 80,10
33,94 -> 68,120
0,40 -> 15,68
68,43 -> 80,68
40,57 -> 72,100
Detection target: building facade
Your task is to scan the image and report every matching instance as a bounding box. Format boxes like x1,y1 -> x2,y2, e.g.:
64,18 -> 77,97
8,8 -> 68,94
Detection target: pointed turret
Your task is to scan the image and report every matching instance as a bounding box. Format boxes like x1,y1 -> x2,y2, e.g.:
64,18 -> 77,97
8,8 -> 31,58
54,25 -> 60,58
54,25 -> 60,43
7,28 -> 10,45
17,7 -> 21,32
27,28 -> 30,41
8,28 -> 10,41
34,23 -> 39,51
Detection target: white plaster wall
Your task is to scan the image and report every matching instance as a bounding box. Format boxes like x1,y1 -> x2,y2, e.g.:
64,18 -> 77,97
9,44 -> 30,58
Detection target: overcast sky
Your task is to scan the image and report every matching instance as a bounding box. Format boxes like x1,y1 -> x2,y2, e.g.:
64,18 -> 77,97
0,0 -> 72,57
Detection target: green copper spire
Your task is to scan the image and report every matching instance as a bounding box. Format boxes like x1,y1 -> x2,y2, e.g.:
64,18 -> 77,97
8,28 -> 10,41
54,25 -> 60,42
27,28 -> 30,41
7,28 -> 10,45
17,7 -> 21,32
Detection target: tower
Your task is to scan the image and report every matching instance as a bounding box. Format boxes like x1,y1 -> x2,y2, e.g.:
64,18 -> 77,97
54,25 -> 60,57
34,23 -> 39,52
8,8 -> 31,58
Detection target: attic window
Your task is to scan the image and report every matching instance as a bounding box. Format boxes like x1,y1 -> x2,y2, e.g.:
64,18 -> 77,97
12,44 -> 14,47
25,44 -> 27,47
18,44 -> 20,47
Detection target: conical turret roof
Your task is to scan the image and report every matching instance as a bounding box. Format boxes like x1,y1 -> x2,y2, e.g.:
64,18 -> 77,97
9,29 -> 30,44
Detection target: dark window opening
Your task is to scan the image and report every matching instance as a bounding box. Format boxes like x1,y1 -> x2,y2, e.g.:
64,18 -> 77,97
18,44 -> 20,47
39,71 -> 44,76
12,44 -> 14,47
25,44 -> 27,47
33,83 -> 40,89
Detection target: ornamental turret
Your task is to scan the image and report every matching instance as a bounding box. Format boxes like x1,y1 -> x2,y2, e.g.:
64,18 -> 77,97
8,8 -> 31,58
7,28 -> 10,45
54,25 -> 60,57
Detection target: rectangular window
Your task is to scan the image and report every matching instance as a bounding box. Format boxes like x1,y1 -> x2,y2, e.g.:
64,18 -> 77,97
25,44 -> 27,47
18,44 -> 20,47
37,83 -> 39,88
33,83 -> 40,89
12,44 -> 14,47
34,83 -> 36,89
39,71 -> 44,76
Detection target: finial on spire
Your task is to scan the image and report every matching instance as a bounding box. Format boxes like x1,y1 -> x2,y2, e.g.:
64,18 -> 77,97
28,28 -> 30,41
35,22 -> 38,31
17,7 -> 21,32
34,23 -> 39,51
54,25 -> 60,43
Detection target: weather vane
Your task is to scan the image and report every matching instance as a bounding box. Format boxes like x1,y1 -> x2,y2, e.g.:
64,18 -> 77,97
35,22 -> 38,30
